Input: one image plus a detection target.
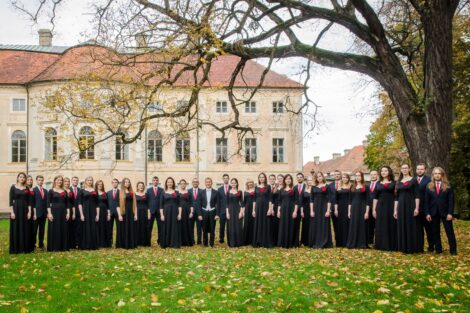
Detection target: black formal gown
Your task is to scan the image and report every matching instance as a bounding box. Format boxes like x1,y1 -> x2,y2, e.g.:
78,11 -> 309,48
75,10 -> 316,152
79,190 -> 99,250
347,187 -> 369,249
160,192 -> 182,248
226,191 -> 244,247
374,181 -> 397,251
271,186 -> 280,246
9,186 -> 33,254
242,191 -> 255,246
396,179 -> 423,253
277,189 -> 296,248
135,194 -> 150,247
300,188 -> 312,246
97,192 -> 109,248
116,192 -> 137,249
253,186 -> 274,248
27,188 -> 35,251
308,185 -> 333,249
47,190 -> 69,252
66,190 -> 75,249
335,188 -> 351,247
179,192 -> 194,247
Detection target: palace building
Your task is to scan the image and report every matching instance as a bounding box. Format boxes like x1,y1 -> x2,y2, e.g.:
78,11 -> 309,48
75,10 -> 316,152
0,30 -> 304,213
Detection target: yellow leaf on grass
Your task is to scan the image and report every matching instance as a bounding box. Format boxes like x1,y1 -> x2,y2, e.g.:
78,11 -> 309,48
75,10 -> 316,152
150,294 -> 158,302
415,301 -> 424,309
377,287 -> 390,294
377,300 -> 389,305
177,299 -> 186,305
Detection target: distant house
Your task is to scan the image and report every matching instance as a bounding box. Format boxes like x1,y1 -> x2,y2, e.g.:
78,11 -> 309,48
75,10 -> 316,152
303,143 -> 370,182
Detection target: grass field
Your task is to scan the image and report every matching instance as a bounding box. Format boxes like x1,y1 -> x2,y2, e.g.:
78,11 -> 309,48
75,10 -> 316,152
0,219 -> 468,312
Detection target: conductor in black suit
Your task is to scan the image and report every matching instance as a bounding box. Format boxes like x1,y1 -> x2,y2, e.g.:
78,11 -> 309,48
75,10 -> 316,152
106,178 -> 120,247
415,163 -> 433,251
32,175 -> 48,249
189,178 -> 203,245
146,176 -> 164,245
217,174 -> 230,243
200,177 -> 219,247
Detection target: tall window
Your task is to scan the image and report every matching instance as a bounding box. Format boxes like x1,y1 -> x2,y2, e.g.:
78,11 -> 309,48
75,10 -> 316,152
245,138 -> 257,163
44,128 -> 57,161
148,130 -> 162,162
176,133 -> 190,162
115,135 -> 129,160
79,126 -> 94,160
216,138 -> 228,163
12,99 -> 26,112
272,101 -> 284,113
272,138 -> 285,163
216,101 -> 228,113
11,130 -> 26,162
245,101 -> 256,113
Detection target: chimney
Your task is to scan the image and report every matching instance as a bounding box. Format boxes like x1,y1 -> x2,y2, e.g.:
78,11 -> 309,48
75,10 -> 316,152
332,153 -> 341,160
38,29 -> 52,46
135,33 -> 148,48
362,140 -> 368,147
344,149 -> 351,155
314,156 -> 320,165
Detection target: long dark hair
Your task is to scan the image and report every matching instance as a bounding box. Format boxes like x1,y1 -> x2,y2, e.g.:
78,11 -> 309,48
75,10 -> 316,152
16,172 -> 27,186
164,177 -> 176,190
398,163 -> 413,181
353,171 -> 365,189
283,174 -> 294,189
379,166 -> 395,182
258,172 -> 267,186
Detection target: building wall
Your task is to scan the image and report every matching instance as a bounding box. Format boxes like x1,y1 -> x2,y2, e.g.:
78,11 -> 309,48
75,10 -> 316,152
0,83 -> 303,212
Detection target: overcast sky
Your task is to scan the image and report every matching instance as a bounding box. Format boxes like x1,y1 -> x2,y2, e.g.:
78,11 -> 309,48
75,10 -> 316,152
0,0 -> 378,164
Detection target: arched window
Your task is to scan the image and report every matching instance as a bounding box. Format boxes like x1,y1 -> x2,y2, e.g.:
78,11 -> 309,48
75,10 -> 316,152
148,130 -> 162,162
116,134 -> 129,161
79,126 -> 94,160
176,133 -> 190,162
44,128 -> 57,161
11,130 -> 26,162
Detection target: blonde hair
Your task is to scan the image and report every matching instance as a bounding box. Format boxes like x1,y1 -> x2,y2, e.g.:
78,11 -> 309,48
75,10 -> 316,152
119,178 -> 137,216
428,167 -> 450,192
245,178 -> 254,190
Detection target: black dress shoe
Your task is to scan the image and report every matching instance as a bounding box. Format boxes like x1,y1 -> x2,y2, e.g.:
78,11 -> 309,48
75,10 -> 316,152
219,240 -> 224,244
436,250 -> 443,254
450,251 -> 457,255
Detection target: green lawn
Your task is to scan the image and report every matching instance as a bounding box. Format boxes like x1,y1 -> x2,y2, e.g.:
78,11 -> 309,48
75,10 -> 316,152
0,220 -> 468,312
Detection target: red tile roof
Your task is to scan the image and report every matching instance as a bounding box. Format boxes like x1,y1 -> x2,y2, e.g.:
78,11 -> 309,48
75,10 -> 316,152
0,45 -> 304,88
303,145 -> 369,176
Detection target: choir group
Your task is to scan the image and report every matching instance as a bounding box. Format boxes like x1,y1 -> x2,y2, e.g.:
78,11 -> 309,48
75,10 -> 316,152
8,164 -> 457,255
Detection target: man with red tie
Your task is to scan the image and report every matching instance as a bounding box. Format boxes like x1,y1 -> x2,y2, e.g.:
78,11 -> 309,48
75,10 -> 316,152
146,176 -> 164,246
32,175 -> 48,250
366,170 -> 378,245
106,178 -> 120,247
217,174 -> 231,244
415,163 -> 433,251
293,172 -> 306,247
189,178 -> 203,245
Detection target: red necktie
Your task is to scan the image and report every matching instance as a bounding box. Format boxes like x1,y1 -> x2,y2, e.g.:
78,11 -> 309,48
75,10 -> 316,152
370,182 -> 374,192
436,182 -> 441,195
73,187 -> 77,198
298,184 -> 302,195
335,181 -> 338,190
113,189 -> 116,199
418,177 -> 422,184
225,185 -> 228,194
39,186 -> 44,199
154,187 -> 157,196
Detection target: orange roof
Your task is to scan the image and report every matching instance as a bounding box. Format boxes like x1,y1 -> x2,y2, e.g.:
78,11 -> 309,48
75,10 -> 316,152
0,45 -> 304,88
303,145 -> 369,176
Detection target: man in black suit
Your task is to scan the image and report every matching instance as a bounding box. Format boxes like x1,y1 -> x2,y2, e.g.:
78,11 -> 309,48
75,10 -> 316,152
200,177 -> 219,247
106,178 -> 120,247
70,176 -> 82,249
189,177 -> 203,245
415,163 -> 433,251
329,170 -> 341,245
293,172 -> 305,247
424,168 -> 457,255
216,174 -> 230,243
32,175 -> 48,250
146,176 -> 164,245
366,170 -> 378,245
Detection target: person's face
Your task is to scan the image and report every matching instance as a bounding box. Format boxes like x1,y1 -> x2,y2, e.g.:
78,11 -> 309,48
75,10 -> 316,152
248,181 -> 254,189
180,181 -> 187,189
192,179 -> 199,188
432,170 -> 442,181
269,176 -> 276,185
416,165 -> 426,176
230,180 -> 237,189
259,175 -> 266,184
223,176 -> 229,184
153,178 -> 159,186
381,168 -> 389,179
86,178 -> 93,187
341,174 -> 349,184
334,172 -> 341,180
296,174 -> 303,183
37,177 -> 44,186
56,177 -> 63,188
138,183 -> 144,192
317,174 -> 324,184
112,180 -> 118,188
205,179 -> 212,189
72,177 -> 78,186
355,173 -> 362,183
18,174 -> 26,184
370,171 -> 378,181
167,179 -> 174,189
277,176 -> 283,185
285,176 -> 292,186
64,179 -> 70,189
124,179 -> 130,188
307,177 -> 313,187
401,165 -> 410,176
26,177 -> 33,186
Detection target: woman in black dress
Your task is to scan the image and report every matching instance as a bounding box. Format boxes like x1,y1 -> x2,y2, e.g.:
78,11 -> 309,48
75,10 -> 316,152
135,182 -> 151,247
334,173 -> 351,247
226,178 -> 244,247
253,173 -> 274,248
395,164 -> 423,253
373,166 -> 397,251
46,175 -> 70,252
9,172 -> 33,254
79,176 -> 99,250
308,171 -> 333,249
63,177 -> 75,249
277,174 -> 297,248
178,179 -> 194,247
301,176 -> 314,246
96,180 -> 110,248
346,171 -> 370,249
116,178 -> 137,249
160,177 -> 182,249
269,174 -> 283,246
25,175 -> 35,251
242,179 -> 256,246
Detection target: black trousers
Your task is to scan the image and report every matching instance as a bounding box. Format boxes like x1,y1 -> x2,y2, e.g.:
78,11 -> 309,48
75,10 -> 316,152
201,209 -> 216,246
430,215 -> 457,254
33,216 -> 46,248
190,216 -> 202,244
106,214 -> 118,247
366,217 -> 375,245
218,213 -> 226,243
420,213 -> 433,250
148,212 -> 161,245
